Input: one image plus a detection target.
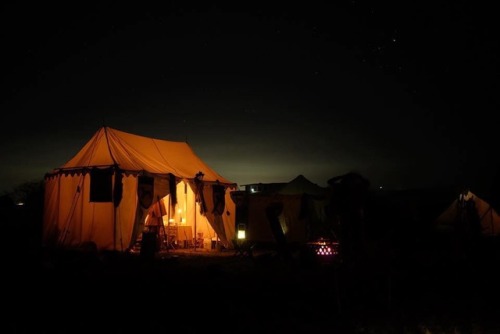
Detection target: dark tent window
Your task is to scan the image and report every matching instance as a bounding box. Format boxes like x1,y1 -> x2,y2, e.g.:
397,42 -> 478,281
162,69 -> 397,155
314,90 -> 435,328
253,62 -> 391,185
138,175 -> 155,209
90,168 -> 113,202
212,184 -> 225,215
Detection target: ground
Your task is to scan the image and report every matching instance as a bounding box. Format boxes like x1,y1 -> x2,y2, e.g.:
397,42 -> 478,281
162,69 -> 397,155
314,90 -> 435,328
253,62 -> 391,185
3,239 -> 500,333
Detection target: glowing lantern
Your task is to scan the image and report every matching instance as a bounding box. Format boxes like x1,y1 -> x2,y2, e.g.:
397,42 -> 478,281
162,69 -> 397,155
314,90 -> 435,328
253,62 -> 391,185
237,223 -> 246,240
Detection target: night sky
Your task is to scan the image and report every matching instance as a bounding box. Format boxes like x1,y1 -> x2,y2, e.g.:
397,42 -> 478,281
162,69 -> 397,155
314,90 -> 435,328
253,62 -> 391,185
1,1 -> 499,194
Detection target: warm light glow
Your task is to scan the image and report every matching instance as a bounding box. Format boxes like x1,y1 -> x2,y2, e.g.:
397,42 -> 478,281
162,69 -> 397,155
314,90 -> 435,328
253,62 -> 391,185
237,223 -> 246,239
316,245 -> 333,256
178,208 -> 184,224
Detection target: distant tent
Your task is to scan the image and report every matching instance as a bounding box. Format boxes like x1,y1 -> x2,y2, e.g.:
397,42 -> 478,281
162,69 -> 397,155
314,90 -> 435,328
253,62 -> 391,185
238,175 -> 330,244
278,174 -> 327,196
43,126 -> 237,251
435,190 -> 500,236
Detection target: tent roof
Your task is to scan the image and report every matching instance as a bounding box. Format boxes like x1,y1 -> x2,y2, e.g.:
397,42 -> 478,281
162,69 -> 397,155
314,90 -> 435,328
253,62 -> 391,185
435,190 -> 500,236
47,126 -> 235,185
278,174 -> 327,196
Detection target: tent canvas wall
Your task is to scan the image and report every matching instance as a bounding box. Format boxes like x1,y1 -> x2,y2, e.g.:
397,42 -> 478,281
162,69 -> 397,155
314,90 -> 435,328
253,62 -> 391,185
245,193 -> 305,243
235,175 -> 329,244
435,190 -> 500,236
43,126 -> 237,251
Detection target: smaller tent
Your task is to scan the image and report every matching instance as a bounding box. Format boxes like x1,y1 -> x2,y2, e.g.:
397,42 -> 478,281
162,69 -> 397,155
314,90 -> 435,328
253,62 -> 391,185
233,175 -> 329,244
435,190 -> 500,236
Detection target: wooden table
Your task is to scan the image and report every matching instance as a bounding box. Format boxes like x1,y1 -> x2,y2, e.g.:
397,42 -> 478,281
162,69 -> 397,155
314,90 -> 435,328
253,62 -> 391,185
176,225 -> 193,242
165,225 -> 193,248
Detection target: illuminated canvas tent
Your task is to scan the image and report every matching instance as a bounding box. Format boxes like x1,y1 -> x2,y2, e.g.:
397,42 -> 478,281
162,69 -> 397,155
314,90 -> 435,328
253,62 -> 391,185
43,126 -> 237,251
435,190 -> 500,236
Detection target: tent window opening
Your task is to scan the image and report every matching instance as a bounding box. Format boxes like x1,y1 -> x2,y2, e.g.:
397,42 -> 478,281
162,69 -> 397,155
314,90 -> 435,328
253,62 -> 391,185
90,168 -> 113,202
138,175 -> 155,209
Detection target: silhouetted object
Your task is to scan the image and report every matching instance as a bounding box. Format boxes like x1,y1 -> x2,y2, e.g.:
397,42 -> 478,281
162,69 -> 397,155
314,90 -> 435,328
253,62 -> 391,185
327,172 -> 370,265
140,230 -> 158,259
195,171 -> 207,214
212,181 -> 226,215
266,202 -> 292,262
463,195 -> 481,236
459,190 -> 483,258
2,180 -> 44,263
233,239 -> 255,257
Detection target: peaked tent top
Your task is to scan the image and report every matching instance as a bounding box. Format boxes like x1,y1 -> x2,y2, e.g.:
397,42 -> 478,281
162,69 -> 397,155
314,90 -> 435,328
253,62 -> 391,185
435,190 -> 500,236
48,126 -> 235,185
278,174 -> 327,196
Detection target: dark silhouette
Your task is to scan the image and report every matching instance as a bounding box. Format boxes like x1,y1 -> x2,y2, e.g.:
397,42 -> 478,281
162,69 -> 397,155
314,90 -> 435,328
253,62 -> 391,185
326,172 -> 371,265
265,202 -> 292,262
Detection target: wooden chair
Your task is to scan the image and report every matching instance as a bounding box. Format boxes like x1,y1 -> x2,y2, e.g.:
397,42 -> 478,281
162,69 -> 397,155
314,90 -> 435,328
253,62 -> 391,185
195,232 -> 204,248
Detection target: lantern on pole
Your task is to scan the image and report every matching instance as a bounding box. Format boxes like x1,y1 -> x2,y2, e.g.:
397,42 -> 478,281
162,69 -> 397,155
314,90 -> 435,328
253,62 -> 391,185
237,223 -> 246,240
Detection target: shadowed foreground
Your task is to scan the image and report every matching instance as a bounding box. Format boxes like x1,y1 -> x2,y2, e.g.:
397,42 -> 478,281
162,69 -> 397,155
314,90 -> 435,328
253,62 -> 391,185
4,238 -> 500,334
2,187 -> 500,333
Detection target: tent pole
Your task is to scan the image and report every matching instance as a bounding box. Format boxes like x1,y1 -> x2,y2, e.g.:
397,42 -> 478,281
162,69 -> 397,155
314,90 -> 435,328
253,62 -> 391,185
194,197 -> 197,251
114,205 -> 117,251
113,180 -> 117,251
167,195 -> 171,253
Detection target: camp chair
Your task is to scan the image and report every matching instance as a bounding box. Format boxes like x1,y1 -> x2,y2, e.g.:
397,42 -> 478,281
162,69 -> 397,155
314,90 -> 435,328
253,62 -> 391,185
166,234 -> 176,249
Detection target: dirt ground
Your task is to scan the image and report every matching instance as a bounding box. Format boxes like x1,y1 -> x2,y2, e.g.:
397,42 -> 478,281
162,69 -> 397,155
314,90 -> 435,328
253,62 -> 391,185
3,240 -> 500,334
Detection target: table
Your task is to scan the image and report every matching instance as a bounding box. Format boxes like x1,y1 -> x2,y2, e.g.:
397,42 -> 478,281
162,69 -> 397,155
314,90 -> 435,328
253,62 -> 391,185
165,225 -> 193,248
176,225 -> 193,242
